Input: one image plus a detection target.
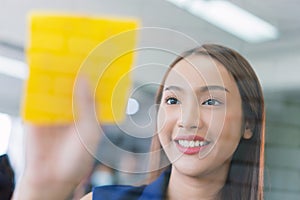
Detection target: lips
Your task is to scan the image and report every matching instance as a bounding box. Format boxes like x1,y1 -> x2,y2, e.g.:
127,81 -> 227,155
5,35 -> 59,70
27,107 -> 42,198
174,135 -> 210,155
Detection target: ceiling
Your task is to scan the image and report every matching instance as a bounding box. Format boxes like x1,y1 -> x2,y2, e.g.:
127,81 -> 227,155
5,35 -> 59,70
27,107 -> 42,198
0,0 -> 299,116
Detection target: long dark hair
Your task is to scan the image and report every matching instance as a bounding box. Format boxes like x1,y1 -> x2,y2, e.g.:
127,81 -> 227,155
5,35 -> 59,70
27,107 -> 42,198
148,44 -> 265,200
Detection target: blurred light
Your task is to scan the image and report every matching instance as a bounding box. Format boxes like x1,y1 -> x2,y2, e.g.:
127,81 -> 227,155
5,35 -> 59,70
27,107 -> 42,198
166,0 -> 279,43
126,98 -> 139,115
0,113 -> 12,155
0,56 -> 28,79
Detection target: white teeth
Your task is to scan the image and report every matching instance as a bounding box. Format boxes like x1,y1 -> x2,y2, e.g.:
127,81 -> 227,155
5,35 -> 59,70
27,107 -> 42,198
178,140 -> 209,148
199,141 -> 205,146
189,141 -> 195,147
184,140 -> 189,147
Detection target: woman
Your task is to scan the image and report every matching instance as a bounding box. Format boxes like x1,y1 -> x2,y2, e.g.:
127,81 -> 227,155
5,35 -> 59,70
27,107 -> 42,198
150,44 -> 265,200
14,44 -> 265,200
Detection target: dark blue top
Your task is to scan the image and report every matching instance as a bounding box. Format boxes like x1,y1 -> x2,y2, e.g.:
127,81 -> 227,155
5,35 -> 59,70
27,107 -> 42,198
92,169 -> 171,200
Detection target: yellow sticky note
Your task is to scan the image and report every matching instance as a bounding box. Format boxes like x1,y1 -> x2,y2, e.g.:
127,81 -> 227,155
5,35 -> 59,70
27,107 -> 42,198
22,11 -> 139,124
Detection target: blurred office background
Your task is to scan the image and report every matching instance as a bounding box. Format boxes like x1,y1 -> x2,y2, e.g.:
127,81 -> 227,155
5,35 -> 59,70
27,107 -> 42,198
0,0 -> 299,199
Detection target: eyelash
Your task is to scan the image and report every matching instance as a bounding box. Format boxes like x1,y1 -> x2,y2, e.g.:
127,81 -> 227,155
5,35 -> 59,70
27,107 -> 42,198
165,96 -> 180,105
164,96 -> 223,106
202,98 -> 223,106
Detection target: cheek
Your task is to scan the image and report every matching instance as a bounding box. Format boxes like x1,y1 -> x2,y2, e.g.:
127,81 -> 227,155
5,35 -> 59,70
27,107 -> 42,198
205,108 -> 243,151
157,106 -> 178,133
225,108 -> 244,137
156,106 -> 179,144
216,111 -> 244,152
204,109 -> 228,140
156,106 -> 166,133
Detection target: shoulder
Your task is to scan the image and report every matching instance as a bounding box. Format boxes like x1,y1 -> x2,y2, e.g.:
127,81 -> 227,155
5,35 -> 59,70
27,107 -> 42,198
92,184 -> 146,200
91,168 -> 171,200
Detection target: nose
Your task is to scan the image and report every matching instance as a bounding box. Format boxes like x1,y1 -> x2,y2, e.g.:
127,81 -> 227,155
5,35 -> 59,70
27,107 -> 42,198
177,101 -> 202,130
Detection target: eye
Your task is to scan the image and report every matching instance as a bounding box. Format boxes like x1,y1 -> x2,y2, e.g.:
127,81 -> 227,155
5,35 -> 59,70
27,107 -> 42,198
166,97 -> 180,105
202,98 -> 222,106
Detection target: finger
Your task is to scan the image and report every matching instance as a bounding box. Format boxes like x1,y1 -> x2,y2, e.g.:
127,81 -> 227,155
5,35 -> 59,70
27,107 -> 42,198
74,76 -> 97,124
73,76 -> 101,153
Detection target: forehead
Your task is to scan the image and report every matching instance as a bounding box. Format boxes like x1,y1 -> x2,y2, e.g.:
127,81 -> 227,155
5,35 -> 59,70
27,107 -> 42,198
165,55 -> 236,90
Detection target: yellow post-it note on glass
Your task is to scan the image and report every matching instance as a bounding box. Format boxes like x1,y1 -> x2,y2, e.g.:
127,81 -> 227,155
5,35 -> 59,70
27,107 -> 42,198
22,12 -> 139,124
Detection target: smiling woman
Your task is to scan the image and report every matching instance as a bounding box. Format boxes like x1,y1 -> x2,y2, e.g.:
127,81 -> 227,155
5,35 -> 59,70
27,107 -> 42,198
91,44 -> 265,200
150,44 -> 265,200
13,44 -> 265,200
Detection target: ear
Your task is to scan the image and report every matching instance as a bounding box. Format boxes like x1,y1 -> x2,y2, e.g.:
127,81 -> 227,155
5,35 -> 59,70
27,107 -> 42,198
243,122 -> 253,139
243,128 -> 253,139
243,121 -> 254,140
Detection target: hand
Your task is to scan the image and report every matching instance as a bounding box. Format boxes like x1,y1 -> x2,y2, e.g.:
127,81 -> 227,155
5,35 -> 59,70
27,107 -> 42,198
13,77 -> 102,200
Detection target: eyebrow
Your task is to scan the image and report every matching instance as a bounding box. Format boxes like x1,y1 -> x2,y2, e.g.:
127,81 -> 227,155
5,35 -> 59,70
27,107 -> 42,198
164,85 -> 230,93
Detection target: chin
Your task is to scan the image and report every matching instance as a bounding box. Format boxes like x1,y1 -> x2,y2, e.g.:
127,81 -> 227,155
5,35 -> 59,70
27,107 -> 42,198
172,156 -> 210,177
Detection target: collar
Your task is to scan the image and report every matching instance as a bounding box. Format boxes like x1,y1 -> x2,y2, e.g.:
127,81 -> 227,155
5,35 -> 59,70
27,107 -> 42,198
139,167 -> 171,200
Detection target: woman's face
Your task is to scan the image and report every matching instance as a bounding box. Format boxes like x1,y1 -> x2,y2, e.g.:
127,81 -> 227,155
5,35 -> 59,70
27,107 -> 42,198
157,55 -> 245,177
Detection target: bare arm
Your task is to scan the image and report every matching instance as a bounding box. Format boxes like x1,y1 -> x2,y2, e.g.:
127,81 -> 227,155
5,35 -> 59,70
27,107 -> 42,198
13,78 -> 101,199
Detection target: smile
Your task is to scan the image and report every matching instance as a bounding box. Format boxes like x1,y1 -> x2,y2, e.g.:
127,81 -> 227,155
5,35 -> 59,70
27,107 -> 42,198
177,140 -> 210,148
174,135 -> 211,155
